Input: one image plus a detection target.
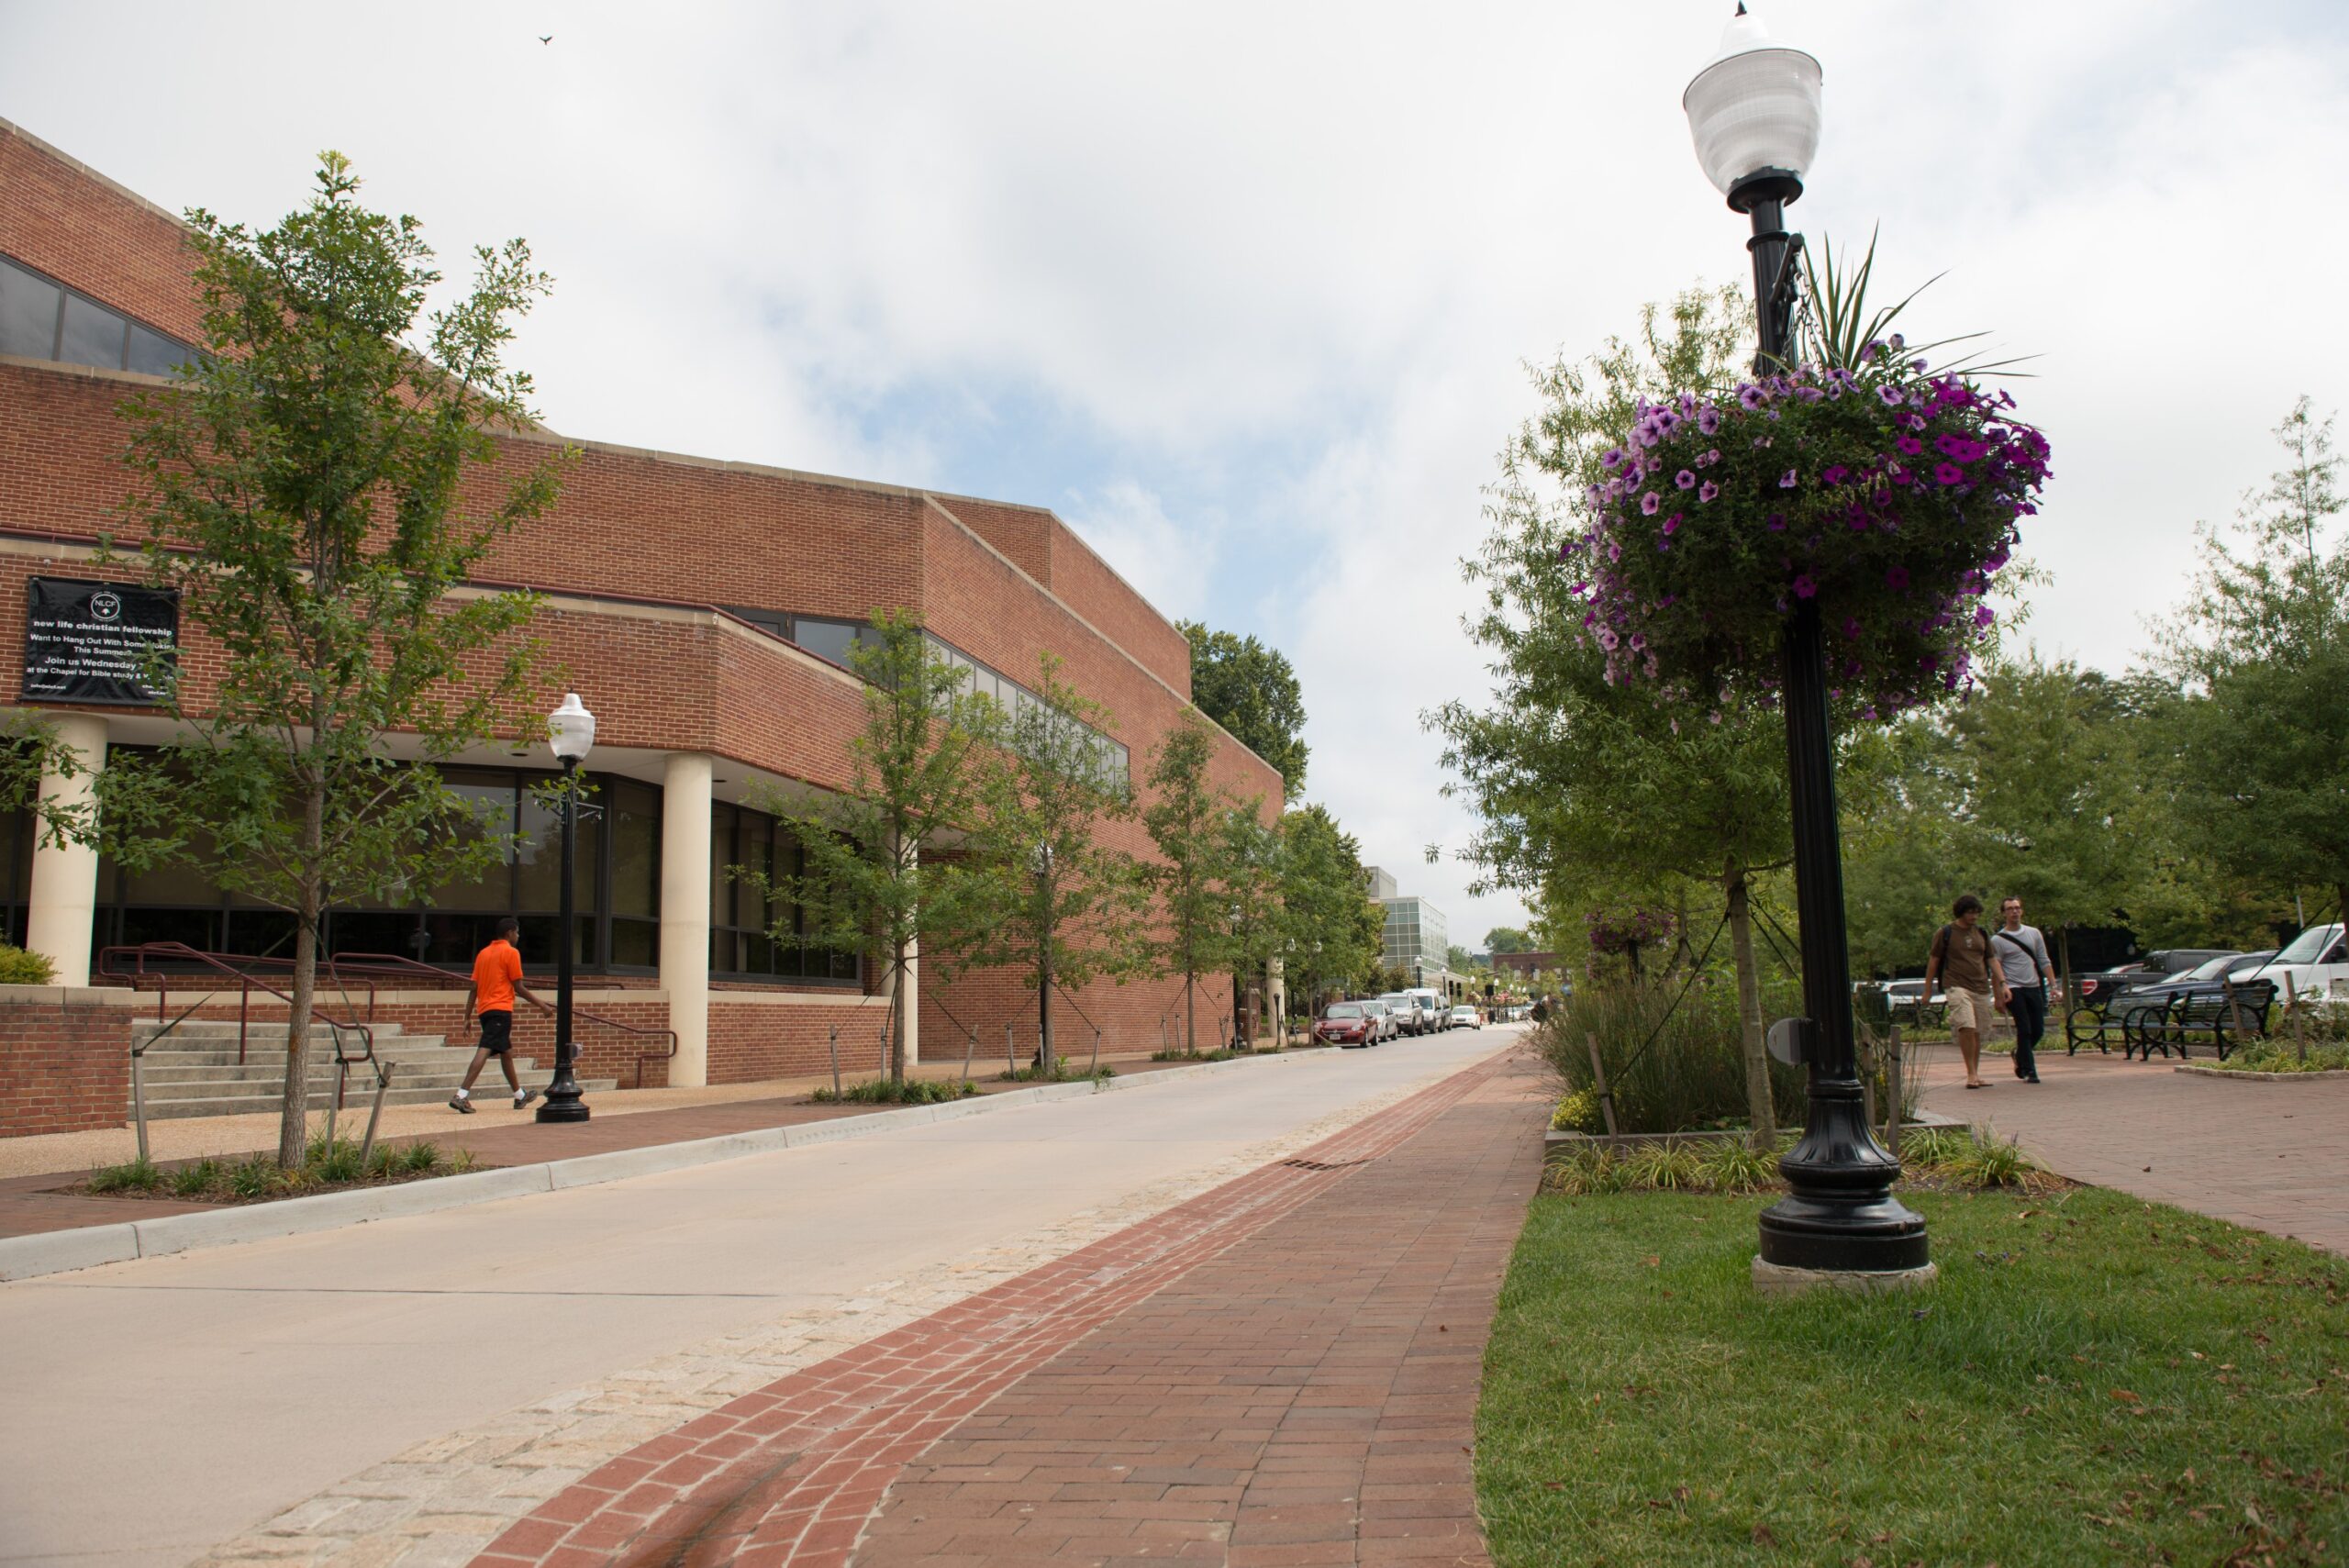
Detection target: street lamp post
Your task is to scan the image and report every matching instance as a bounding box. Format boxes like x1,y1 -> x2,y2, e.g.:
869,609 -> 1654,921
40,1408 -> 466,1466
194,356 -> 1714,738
1684,7 -> 1929,1282
536,692 -> 596,1124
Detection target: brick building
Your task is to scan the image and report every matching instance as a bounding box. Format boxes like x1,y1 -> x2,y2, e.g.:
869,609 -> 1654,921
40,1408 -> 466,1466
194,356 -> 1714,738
0,119 -> 1284,1133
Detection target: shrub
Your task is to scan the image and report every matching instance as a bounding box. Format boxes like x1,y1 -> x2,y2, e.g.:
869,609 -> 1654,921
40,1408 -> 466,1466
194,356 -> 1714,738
170,1157 -> 223,1197
812,1076 -> 982,1105
1152,1048 -> 1241,1062
0,943 -> 57,985
305,1133 -> 367,1183
1620,1141 -> 1705,1192
1539,979 -> 1806,1135
88,1155 -> 162,1193
226,1157 -> 279,1199
1551,1088 -> 1601,1132
997,1062 -> 1116,1084
1698,1137 -> 1779,1195
2216,1041 -> 2349,1073
1946,1131 -> 2036,1189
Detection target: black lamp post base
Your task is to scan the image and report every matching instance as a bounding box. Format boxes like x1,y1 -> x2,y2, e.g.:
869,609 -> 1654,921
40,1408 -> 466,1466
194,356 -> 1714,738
1758,1087 -> 1928,1273
535,1071 -> 591,1124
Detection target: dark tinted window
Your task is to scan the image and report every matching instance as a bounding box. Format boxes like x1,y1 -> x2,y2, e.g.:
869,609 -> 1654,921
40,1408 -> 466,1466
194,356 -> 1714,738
127,323 -> 191,376
59,294 -> 128,370
0,257 -> 61,358
794,617 -> 863,668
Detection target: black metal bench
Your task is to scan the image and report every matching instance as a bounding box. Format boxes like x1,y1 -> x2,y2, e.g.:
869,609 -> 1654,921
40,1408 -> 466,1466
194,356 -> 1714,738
2119,996 -> 2177,1060
2156,980 -> 2277,1061
2065,996 -> 2132,1054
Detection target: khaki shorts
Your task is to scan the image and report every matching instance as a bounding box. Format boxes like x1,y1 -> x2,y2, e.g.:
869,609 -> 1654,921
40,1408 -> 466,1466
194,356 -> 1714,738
1947,987 -> 1996,1032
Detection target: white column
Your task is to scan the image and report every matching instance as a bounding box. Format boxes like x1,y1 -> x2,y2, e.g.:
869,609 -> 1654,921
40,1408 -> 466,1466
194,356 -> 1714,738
660,752 -> 714,1087
26,714 -> 106,987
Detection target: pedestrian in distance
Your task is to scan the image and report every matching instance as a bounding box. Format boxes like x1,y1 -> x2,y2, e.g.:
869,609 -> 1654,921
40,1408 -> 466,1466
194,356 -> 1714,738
450,917 -> 552,1113
1923,893 -> 2009,1090
1991,895 -> 2055,1084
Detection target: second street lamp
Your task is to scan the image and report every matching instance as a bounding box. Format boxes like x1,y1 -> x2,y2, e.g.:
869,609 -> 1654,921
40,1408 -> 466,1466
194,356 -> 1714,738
1684,6 -> 1930,1284
536,692 -> 596,1124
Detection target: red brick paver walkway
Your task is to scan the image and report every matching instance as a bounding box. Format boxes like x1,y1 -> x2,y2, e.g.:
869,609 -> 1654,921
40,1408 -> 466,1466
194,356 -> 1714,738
474,1047 -> 1550,1568
1915,1040 -> 2349,1253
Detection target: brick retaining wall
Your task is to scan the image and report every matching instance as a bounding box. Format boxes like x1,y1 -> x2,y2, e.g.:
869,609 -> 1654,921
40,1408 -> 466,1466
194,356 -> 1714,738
0,988 -> 131,1136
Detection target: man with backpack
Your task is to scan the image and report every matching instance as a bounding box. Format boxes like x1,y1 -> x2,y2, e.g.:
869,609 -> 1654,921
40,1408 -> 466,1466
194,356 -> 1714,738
1991,896 -> 2056,1084
1923,894 -> 2009,1090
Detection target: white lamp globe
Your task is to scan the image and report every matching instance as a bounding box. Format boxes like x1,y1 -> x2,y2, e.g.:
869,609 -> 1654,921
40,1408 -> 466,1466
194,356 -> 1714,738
1683,5 -> 1823,206
547,692 -> 596,762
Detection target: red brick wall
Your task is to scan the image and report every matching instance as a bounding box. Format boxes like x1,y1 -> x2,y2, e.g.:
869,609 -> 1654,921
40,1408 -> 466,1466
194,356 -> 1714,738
0,991 -> 130,1137
707,995 -> 892,1083
0,121 -> 202,344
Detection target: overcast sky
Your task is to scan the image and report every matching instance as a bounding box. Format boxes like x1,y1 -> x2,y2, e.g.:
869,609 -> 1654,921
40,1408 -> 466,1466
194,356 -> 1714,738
4,1 -> 2344,949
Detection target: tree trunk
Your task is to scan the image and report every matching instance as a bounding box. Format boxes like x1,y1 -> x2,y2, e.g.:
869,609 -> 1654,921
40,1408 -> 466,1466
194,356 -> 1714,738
279,789 -> 326,1168
1723,862 -> 1776,1151
888,945 -> 907,1083
1038,929 -> 1055,1074
1184,971 -> 1196,1054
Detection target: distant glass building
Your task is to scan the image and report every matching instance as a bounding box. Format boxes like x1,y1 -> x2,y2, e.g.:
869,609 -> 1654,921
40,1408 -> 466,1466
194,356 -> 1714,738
1379,896 -> 1449,984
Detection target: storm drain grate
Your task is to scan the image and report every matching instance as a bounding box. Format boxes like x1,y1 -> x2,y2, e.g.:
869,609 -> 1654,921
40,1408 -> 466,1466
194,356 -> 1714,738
1281,1157 -> 1373,1173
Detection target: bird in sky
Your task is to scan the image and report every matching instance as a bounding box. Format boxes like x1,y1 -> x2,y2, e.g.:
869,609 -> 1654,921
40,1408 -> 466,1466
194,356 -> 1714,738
538,35 -> 552,44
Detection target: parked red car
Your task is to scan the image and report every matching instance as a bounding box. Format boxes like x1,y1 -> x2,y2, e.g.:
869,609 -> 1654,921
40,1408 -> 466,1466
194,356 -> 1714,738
1315,1002 -> 1374,1048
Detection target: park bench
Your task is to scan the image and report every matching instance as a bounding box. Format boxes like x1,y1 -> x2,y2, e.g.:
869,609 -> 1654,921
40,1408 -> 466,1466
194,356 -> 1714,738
2154,979 -> 2277,1062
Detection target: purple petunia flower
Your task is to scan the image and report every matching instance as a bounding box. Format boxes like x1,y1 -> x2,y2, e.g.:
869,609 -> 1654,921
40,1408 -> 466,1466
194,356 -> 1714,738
1662,513 -> 1681,536
1675,469 -> 1697,490
1792,574 -> 1819,599
1698,406 -> 1721,435
1607,539 -> 1622,562
1823,464 -> 1850,485
1738,385 -> 1765,410
1601,448 -> 1625,469
1698,481 -> 1719,503
1779,469 -> 1798,488
1934,462 -> 1965,485
1886,566 -> 1911,590
1896,435 -> 1924,455
1766,512 -> 1787,531
1975,605 -> 1996,628
1878,384 -> 1905,406
1641,491 -> 1662,516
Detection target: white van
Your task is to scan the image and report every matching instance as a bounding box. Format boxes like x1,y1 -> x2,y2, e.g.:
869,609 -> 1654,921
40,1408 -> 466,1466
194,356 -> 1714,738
1403,987 -> 1450,1032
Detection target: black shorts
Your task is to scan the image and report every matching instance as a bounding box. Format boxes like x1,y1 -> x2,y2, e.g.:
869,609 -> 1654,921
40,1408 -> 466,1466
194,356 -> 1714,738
476,1009 -> 514,1054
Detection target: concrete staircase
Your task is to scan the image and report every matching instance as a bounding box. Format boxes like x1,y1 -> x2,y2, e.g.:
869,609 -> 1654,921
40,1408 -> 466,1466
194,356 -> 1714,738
127,1020 -> 618,1120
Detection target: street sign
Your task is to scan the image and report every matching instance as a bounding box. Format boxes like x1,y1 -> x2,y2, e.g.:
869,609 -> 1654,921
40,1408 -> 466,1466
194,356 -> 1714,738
23,577 -> 177,706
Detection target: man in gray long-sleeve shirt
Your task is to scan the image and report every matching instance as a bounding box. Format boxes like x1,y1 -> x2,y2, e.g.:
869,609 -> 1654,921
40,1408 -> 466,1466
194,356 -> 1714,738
1992,896 -> 2056,1083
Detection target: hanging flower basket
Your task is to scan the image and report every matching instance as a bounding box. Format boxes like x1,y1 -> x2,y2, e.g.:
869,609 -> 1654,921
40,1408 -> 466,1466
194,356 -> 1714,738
1586,905 -> 1677,957
1561,348 -> 2051,716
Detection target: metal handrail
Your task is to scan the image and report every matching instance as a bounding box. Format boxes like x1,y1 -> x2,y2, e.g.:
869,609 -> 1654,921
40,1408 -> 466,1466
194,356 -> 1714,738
100,942 -> 393,1162
328,951 -> 680,1089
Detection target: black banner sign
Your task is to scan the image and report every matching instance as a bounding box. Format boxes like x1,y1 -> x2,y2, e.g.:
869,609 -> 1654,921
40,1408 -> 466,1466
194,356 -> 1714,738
23,576 -> 178,706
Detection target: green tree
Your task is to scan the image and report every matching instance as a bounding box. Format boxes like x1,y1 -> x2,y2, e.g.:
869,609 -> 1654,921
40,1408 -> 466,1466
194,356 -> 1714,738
1432,285 -> 1794,1143
2159,398 -> 2349,928
963,656 -> 1144,1071
111,153 -> 562,1167
1275,804 -> 1384,1018
1483,926 -> 1533,954
1141,712 -> 1262,1052
747,611 -> 1000,1084
1177,621 -> 1308,801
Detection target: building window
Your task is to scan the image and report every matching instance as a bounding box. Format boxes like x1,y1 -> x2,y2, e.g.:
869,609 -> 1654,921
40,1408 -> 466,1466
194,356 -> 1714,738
708,799 -> 860,986
724,606 -> 874,671
90,762 -> 662,974
0,252 -> 195,374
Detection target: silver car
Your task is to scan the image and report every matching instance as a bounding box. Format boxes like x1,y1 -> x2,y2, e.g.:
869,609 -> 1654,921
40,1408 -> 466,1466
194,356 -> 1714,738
1359,999 -> 1397,1043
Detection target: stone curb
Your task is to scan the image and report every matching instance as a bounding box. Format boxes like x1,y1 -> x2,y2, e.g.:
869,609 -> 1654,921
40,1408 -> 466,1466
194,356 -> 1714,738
0,1048 -> 1324,1282
2173,1063 -> 2349,1083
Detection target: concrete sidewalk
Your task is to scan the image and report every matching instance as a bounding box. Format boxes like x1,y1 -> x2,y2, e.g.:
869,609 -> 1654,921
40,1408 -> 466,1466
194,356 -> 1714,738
3,1029 -> 1518,1568
467,1046 -> 1551,1567
1916,1039 -> 2349,1253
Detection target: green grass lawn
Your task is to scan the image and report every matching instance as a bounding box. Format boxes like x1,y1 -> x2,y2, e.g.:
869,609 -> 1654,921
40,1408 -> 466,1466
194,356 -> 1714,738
1477,1187 -> 2349,1566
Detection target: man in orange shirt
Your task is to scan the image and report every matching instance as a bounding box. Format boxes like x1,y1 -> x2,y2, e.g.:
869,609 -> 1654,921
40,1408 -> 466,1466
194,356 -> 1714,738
451,917 -> 551,1113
